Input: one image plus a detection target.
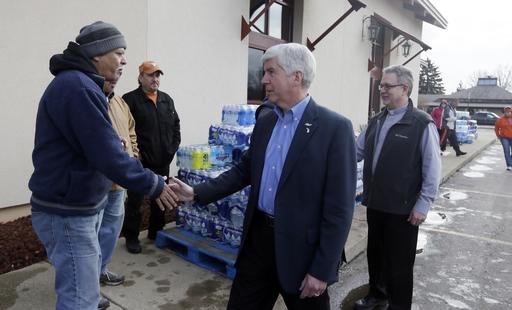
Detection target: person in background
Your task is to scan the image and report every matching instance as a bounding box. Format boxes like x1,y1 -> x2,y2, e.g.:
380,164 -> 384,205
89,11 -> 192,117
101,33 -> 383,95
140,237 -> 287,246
431,100 -> 448,152
97,79 -> 139,287
28,21 -> 178,310
171,43 -> 356,309
354,65 -> 441,310
122,61 -> 181,253
442,99 -> 467,156
494,106 -> 512,170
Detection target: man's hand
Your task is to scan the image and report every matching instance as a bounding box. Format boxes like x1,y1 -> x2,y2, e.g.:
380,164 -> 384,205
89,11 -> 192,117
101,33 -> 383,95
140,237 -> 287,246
408,210 -> 426,226
170,177 -> 195,202
155,183 -> 179,211
299,274 -> 327,299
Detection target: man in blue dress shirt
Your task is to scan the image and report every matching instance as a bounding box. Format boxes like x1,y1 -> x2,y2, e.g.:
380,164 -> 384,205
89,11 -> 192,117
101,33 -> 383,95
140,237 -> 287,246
172,43 -> 357,309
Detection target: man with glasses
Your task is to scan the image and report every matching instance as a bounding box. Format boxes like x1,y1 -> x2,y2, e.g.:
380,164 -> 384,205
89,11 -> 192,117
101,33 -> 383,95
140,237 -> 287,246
354,65 -> 441,309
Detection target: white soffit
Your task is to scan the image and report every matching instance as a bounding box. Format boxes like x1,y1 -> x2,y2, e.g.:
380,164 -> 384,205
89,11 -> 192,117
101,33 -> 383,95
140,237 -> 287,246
403,0 -> 448,29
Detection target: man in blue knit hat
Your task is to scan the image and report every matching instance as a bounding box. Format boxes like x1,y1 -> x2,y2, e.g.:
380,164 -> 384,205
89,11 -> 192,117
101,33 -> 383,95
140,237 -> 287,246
29,21 -> 178,310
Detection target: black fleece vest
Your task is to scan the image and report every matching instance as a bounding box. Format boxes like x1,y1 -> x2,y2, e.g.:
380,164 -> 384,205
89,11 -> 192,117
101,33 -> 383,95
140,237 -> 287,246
362,101 -> 432,215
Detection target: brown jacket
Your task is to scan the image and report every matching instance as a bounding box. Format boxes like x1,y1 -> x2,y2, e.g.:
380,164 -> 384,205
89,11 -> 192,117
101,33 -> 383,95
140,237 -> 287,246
108,95 -> 139,190
495,116 -> 512,139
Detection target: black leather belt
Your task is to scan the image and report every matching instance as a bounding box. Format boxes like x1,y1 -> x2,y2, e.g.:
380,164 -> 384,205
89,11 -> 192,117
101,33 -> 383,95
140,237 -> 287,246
255,209 -> 275,228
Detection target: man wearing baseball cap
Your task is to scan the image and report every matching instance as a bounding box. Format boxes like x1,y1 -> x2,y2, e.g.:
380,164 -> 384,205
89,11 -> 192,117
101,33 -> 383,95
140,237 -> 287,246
122,61 -> 181,253
29,21 -> 178,310
495,106 -> 512,170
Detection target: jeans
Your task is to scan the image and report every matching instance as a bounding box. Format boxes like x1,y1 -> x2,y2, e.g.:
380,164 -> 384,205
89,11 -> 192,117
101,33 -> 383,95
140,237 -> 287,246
32,202 -> 105,310
99,189 -> 125,273
500,138 -> 512,167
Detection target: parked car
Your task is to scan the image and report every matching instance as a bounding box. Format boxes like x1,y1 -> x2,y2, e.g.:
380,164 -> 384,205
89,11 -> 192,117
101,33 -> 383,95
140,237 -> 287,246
471,111 -> 499,125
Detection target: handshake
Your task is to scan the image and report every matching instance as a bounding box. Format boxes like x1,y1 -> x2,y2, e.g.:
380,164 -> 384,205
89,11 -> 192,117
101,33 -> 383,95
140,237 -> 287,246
154,177 -> 196,211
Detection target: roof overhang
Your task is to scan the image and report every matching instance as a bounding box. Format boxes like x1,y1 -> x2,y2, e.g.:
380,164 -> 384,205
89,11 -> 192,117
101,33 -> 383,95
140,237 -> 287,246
373,13 -> 431,50
403,0 -> 448,29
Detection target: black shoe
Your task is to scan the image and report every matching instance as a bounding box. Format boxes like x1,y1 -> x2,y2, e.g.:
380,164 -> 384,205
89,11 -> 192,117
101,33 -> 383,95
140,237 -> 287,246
456,151 -> 467,156
354,296 -> 388,310
126,239 -> 141,254
98,297 -> 110,309
100,270 -> 125,286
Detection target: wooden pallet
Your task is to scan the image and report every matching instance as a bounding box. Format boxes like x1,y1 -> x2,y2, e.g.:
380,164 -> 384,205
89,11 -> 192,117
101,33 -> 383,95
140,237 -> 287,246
155,227 -> 238,279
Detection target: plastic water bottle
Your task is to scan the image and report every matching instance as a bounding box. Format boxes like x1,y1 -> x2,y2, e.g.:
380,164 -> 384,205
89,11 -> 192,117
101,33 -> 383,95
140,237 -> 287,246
202,145 -> 211,170
176,205 -> 186,228
191,146 -> 202,170
230,205 -> 245,230
237,105 -> 247,126
209,124 -> 219,145
199,211 -> 212,237
213,216 -> 226,242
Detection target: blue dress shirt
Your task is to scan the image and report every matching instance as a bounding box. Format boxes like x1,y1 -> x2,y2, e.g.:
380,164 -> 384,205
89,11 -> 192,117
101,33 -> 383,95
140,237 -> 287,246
258,95 -> 311,216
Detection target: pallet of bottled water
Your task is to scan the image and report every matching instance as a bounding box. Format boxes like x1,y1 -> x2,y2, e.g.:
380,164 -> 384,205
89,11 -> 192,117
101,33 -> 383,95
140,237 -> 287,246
455,119 -> 478,144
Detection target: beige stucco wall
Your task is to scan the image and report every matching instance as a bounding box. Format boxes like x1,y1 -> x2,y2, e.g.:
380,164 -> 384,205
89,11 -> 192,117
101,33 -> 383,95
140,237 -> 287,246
302,0 -> 422,130
0,0 -> 248,209
0,0 -> 147,208
0,0 -> 427,210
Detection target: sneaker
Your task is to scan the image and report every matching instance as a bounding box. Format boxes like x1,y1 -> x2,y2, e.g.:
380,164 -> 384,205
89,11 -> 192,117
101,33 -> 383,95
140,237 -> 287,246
507,166 -> 512,171
98,297 -> 110,309
126,238 -> 142,254
100,270 -> 125,286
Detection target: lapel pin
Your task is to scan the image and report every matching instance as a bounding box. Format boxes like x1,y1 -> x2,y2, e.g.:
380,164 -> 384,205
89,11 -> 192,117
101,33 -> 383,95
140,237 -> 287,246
304,123 -> 312,134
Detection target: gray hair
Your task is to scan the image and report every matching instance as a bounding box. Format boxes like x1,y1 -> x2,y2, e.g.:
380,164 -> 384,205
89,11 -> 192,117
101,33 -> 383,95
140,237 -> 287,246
383,65 -> 413,96
261,43 -> 316,89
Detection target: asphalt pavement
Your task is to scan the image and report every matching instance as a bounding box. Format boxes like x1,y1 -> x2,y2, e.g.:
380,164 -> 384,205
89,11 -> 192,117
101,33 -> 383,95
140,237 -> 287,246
331,135 -> 512,309
0,128 -> 498,310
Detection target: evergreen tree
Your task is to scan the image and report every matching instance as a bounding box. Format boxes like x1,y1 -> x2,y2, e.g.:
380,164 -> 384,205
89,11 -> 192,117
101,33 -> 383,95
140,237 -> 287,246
419,58 -> 446,94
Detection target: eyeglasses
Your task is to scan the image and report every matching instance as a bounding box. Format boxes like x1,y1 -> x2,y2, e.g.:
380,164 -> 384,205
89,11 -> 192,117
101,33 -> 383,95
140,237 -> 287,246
378,84 -> 404,91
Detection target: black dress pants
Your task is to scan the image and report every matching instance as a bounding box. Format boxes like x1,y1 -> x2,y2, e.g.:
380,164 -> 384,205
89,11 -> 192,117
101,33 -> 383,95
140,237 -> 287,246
122,165 -> 169,241
366,208 -> 419,310
227,210 -> 330,310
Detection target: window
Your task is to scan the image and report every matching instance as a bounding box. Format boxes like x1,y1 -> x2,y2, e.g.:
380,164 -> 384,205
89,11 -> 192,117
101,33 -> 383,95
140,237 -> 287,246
247,0 -> 295,104
249,0 -> 294,41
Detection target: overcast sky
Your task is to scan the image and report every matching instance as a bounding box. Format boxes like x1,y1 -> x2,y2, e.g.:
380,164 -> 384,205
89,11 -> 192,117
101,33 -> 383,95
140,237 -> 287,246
422,0 -> 512,94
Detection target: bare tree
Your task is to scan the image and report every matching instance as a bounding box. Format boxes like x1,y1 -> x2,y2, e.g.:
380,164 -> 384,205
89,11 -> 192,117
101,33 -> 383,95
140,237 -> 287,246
495,65 -> 512,91
467,65 -> 512,91
466,69 -> 489,87
456,81 -> 465,92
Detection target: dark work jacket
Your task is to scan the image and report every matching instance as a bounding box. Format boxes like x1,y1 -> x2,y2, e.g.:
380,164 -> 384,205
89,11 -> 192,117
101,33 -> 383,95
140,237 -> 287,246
362,100 -> 432,215
194,98 -> 356,293
122,87 -> 181,170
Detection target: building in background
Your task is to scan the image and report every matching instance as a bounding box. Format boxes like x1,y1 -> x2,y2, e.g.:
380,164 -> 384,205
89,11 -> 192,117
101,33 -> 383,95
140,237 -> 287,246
420,77 -> 512,115
0,0 -> 446,219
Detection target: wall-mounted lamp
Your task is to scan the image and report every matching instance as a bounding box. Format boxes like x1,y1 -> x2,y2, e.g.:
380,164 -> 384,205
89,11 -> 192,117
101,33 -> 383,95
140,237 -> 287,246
362,16 -> 381,44
402,40 -> 411,57
368,23 -> 380,43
